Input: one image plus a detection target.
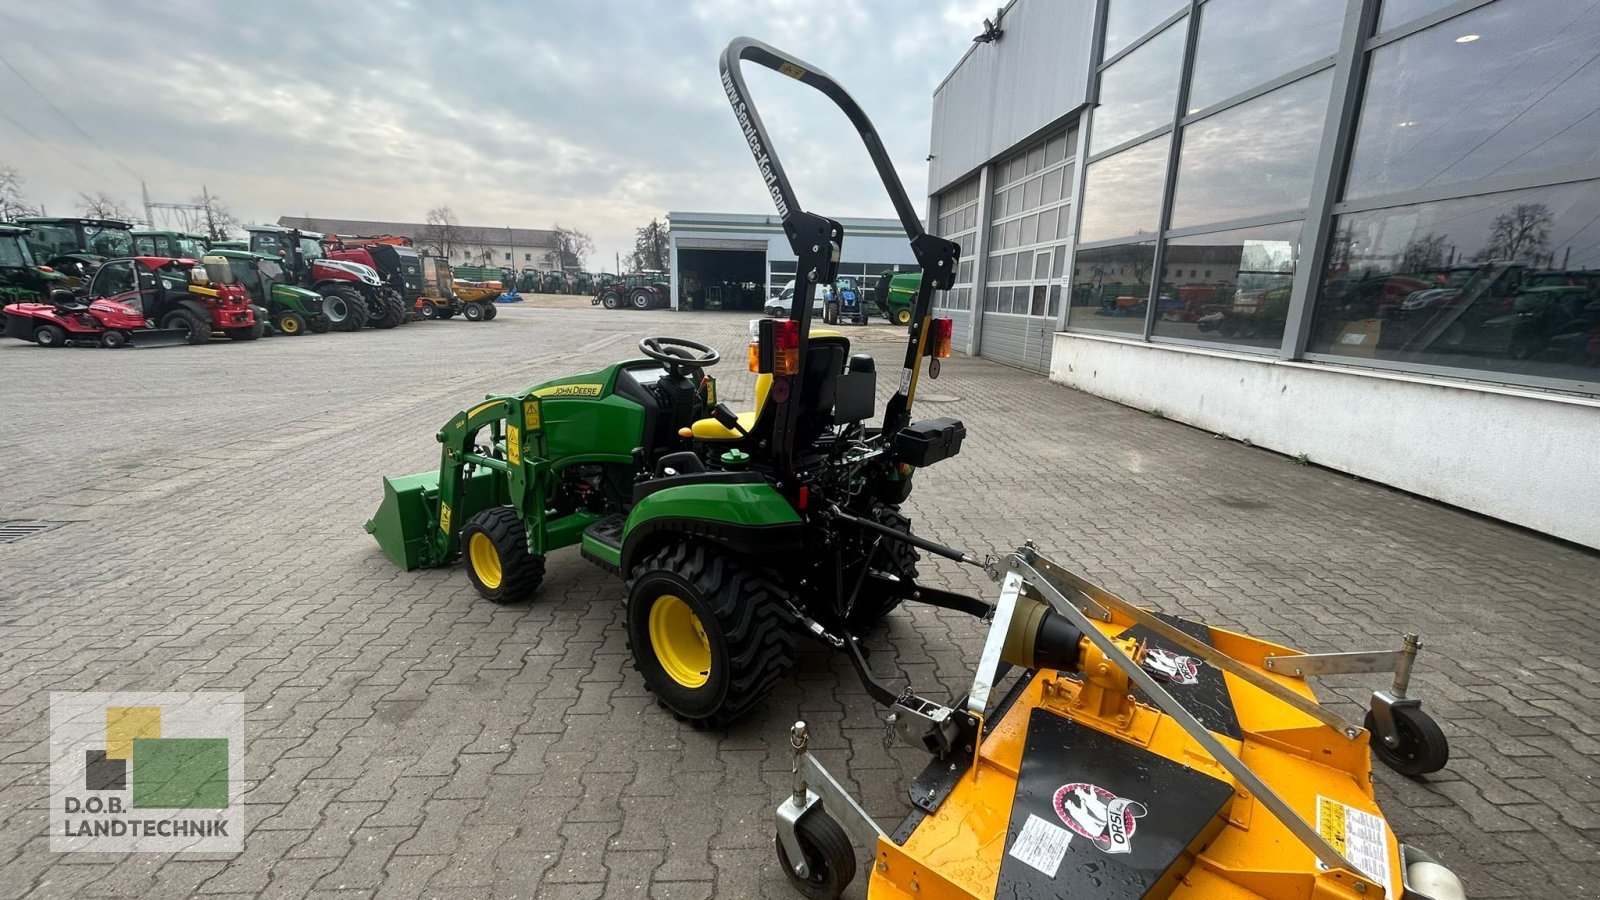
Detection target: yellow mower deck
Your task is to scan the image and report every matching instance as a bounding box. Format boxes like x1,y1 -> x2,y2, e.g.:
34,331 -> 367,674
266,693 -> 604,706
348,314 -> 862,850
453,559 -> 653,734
872,615 -> 1395,899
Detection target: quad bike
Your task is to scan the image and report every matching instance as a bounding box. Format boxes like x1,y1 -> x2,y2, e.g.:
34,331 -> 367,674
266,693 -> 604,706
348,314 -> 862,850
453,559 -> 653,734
687,41 -> 1468,900
367,35 -> 968,729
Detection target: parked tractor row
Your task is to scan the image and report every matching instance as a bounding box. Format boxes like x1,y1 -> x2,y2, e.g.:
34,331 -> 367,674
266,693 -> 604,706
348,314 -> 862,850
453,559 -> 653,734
0,219 -> 504,349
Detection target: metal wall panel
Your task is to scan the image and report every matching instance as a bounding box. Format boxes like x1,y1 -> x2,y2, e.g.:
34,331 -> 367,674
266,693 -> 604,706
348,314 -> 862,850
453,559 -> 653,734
928,0 -> 1098,194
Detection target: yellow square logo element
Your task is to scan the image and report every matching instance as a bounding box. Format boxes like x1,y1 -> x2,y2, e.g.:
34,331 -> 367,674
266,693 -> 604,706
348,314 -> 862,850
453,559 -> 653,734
105,707 -> 160,760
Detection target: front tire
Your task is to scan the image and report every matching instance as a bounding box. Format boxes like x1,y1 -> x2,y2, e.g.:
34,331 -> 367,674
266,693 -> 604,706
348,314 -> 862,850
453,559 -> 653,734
625,543 -> 795,728
483,302 -> 498,320
629,288 -> 654,310
420,302 -> 438,319
893,307 -> 912,326
323,285 -> 368,332
307,315 -> 331,334
100,330 -> 128,349
276,312 -> 307,336
160,307 -> 211,345
775,808 -> 857,900
461,507 -> 546,604
463,301 -> 486,321
601,292 -> 620,310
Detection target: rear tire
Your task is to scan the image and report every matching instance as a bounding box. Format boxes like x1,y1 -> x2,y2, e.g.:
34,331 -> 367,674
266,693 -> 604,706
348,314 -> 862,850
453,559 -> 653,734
461,507 -> 546,604
35,323 -> 67,348
160,307 -> 210,345
629,288 -> 654,310
893,307 -> 912,326
463,301 -> 486,321
277,312 -> 307,336
225,320 -> 264,341
483,302 -> 498,320
775,808 -> 857,900
846,504 -> 920,628
625,543 -> 795,728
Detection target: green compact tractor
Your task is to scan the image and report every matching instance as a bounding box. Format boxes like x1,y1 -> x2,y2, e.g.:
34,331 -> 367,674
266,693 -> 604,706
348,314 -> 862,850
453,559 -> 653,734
0,223 -> 67,310
367,42 -> 968,727
210,249 -> 329,335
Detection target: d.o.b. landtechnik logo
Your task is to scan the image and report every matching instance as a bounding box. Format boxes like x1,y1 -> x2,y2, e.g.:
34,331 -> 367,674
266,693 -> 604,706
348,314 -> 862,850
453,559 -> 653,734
50,692 -> 244,853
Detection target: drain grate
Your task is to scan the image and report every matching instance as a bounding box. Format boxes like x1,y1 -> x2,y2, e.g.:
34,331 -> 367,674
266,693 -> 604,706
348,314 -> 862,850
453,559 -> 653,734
0,521 -> 68,544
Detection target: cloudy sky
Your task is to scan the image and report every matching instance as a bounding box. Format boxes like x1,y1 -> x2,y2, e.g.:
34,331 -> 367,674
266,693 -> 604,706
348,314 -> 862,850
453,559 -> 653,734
0,0 -> 995,267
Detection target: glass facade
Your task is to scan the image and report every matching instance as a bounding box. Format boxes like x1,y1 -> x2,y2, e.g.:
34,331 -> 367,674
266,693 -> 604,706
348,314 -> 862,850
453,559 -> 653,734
984,127 -> 1077,318
1060,0 -> 1599,393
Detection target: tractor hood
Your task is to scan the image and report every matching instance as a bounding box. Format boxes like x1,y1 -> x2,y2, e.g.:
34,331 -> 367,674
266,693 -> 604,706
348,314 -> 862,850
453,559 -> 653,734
315,259 -> 381,284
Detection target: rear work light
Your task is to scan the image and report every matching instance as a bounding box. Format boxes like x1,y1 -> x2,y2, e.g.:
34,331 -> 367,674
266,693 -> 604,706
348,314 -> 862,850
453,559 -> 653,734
926,317 -> 954,358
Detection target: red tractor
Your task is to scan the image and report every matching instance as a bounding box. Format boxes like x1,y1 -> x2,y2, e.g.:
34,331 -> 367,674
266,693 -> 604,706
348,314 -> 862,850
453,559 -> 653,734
245,225 -> 404,330
3,255 -> 257,347
325,234 -> 425,322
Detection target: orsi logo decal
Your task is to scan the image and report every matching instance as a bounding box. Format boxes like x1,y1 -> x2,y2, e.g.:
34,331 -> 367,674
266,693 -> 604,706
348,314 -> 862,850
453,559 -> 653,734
1142,647 -> 1200,685
1054,783 -> 1147,854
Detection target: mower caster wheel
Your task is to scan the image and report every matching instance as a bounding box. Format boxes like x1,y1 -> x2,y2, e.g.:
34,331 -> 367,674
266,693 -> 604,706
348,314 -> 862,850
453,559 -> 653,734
462,507 -> 545,604
626,543 -> 796,728
776,808 -> 856,900
1366,705 -> 1448,777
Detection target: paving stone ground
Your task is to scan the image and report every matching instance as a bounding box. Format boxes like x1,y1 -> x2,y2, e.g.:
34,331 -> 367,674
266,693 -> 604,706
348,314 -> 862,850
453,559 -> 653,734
0,299 -> 1595,899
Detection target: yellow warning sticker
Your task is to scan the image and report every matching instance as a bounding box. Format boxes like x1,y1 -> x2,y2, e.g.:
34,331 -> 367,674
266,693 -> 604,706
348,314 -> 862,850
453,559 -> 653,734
524,399 -> 541,430
507,424 -> 521,466
777,61 -> 807,80
439,505 -> 452,536
1316,796 -> 1394,898
532,383 -> 603,398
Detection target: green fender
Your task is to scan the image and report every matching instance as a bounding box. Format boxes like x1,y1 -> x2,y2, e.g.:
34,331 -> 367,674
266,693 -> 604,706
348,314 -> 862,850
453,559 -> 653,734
617,479 -> 802,573
269,283 -> 323,317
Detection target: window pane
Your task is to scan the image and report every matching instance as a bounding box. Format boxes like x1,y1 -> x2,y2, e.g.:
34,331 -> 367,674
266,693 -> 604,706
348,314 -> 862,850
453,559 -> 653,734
1000,253 -> 1017,281
1377,0 -> 1457,33
1104,0 -> 1187,59
1049,285 -> 1063,316
1005,219 -> 1022,248
1021,214 -> 1039,247
1152,221 -> 1302,350
1042,167 -> 1064,205
1039,208 -> 1058,243
1034,251 -> 1053,280
1031,285 -> 1049,315
1170,71 -> 1333,229
1069,242 -> 1156,335
1025,176 -> 1043,211
1346,0 -> 1600,202
1091,21 -> 1186,154
1308,180 -> 1600,387
1187,0 -> 1343,113
1079,137 -> 1171,243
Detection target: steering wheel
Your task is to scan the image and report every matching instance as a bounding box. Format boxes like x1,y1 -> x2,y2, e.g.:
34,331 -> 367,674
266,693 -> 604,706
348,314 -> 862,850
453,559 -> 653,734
638,336 -> 720,374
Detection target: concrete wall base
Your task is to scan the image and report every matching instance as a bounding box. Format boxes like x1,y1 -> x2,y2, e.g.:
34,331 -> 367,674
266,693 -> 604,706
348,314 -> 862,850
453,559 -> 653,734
1050,332 -> 1600,549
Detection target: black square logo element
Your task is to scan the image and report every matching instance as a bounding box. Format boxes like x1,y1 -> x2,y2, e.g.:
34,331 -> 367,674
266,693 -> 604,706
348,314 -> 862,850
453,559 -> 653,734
84,750 -> 126,791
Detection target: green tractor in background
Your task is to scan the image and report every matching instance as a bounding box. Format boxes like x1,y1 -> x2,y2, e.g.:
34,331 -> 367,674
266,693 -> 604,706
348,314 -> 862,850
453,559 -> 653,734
518,268 -> 543,293
572,271 -> 596,295
209,240 -> 248,251
542,269 -> 569,294
0,223 -> 67,310
210,248 -> 330,335
366,38 -> 966,728
14,216 -> 135,283
873,270 -> 919,325
132,230 -> 210,260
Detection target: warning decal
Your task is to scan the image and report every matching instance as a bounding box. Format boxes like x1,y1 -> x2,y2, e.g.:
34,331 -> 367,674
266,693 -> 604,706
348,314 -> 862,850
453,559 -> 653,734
1317,796 -> 1394,898
1008,813 -> 1072,878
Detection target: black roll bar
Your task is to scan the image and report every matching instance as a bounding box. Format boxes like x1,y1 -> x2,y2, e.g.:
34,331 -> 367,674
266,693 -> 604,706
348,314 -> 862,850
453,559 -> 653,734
718,38 -> 961,477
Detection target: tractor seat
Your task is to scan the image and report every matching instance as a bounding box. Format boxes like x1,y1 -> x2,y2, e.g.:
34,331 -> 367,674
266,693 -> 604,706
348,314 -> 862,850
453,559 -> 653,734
692,330 -> 848,441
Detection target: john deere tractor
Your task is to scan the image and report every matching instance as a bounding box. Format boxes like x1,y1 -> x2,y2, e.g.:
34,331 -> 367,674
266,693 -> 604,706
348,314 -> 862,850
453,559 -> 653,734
367,39 -> 969,728
210,248 -> 329,335
245,225 -> 402,331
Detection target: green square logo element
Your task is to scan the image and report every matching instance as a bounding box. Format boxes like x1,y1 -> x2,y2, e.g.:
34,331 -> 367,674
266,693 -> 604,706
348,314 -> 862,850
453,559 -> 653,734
131,738 -> 229,809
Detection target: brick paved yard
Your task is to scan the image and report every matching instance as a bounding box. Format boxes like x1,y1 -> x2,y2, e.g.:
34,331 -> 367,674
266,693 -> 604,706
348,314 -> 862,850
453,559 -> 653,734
1,300 -> 1595,899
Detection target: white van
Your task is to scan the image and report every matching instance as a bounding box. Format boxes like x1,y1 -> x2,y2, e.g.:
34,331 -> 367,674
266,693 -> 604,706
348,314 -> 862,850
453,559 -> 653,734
764,279 -> 831,318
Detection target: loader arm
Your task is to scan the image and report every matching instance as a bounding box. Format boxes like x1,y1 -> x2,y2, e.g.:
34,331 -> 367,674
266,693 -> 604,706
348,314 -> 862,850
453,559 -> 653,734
426,394 -> 549,564
718,37 -> 960,461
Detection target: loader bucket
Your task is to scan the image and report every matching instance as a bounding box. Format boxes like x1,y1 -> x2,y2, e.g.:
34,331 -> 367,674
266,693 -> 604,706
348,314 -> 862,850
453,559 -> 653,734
128,328 -> 191,348
364,470 -> 442,571
363,466 -> 506,570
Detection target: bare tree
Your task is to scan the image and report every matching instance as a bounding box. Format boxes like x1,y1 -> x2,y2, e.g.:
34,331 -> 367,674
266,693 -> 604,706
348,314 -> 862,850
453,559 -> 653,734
418,206 -> 464,259
1400,232 -> 1450,273
0,166 -> 40,219
189,191 -> 239,241
552,225 -> 594,271
1480,203 -> 1553,264
628,218 -> 668,272
78,191 -> 134,221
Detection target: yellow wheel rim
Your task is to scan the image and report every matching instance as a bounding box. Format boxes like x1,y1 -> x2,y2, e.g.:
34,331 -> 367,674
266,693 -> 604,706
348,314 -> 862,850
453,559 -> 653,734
281,316 -> 300,334
896,309 -> 911,324
649,594 -> 711,689
468,532 -> 502,590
